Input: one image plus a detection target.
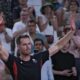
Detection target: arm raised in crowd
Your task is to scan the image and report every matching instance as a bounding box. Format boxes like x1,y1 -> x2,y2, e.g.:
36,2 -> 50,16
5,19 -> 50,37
49,30 -> 75,56
0,30 -> 75,61
49,16 -> 76,56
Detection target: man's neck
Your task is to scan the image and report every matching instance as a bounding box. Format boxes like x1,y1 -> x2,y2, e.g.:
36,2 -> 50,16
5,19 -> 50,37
20,54 -> 31,61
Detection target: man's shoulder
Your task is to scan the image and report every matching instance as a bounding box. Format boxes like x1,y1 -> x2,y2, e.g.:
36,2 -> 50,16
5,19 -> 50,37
67,52 -> 75,58
33,50 -> 49,59
36,33 -> 46,39
13,21 -> 24,26
13,21 -> 25,31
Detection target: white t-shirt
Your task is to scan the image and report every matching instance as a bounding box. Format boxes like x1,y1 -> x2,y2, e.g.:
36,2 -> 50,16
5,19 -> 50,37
12,21 -> 26,34
41,24 -> 59,44
39,15 -> 59,45
0,28 -> 13,53
13,21 -> 40,34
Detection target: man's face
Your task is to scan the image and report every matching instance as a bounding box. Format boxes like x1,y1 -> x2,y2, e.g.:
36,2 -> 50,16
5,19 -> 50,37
70,2 -> 78,11
20,11 -> 29,21
44,6 -> 52,14
28,22 -> 36,33
18,37 -> 32,55
34,41 -> 43,52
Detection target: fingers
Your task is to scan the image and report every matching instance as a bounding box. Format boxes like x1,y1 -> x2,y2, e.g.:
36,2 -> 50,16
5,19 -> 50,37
62,70 -> 72,76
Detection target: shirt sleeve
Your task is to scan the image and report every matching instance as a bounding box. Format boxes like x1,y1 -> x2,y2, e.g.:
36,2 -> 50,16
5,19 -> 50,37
34,50 -> 49,64
4,54 -> 15,72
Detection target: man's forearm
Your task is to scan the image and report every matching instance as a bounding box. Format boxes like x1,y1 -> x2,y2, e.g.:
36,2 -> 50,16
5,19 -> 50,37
56,30 -> 74,49
53,70 -> 63,75
49,30 -> 75,56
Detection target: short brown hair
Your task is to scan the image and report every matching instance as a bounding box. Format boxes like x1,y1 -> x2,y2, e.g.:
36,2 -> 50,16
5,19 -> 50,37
16,35 -> 29,44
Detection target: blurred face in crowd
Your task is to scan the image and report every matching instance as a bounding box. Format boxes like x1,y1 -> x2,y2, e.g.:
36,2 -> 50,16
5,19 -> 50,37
18,37 -> 32,55
44,6 -> 52,14
28,21 -> 36,34
20,10 -> 29,22
34,40 -> 43,53
70,1 -> 78,12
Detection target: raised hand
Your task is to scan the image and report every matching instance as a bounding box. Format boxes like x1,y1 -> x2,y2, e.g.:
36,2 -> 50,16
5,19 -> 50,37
61,69 -> 72,77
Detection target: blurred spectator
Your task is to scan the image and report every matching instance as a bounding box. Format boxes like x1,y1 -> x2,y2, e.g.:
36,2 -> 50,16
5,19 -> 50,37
12,0 -> 29,23
38,3 -> 59,46
12,9 -> 29,38
40,3 -> 58,30
51,41 -> 77,80
63,0 -> 80,29
56,0 -> 69,26
34,38 -> 45,53
27,20 -> 49,53
0,15 -> 13,53
69,33 -> 80,80
12,9 -> 30,54
61,25 -> 80,80
0,0 -> 13,29
34,38 -> 54,80
28,7 -> 36,21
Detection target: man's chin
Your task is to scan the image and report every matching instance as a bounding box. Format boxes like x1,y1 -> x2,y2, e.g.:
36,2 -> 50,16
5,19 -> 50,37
24,52 -> 31,55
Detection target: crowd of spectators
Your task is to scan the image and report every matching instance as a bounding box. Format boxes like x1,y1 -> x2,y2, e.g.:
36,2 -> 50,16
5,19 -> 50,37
0,0 -> 80,80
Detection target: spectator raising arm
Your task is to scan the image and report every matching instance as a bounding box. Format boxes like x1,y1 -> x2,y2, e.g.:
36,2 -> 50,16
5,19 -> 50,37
0,15 -> 76,61
49,15 -> 76,56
